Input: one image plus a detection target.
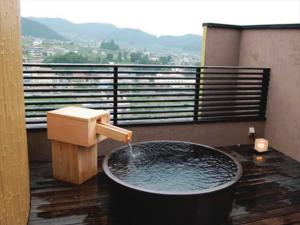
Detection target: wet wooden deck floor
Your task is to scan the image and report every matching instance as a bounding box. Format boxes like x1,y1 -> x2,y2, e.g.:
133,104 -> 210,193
28,145 -> 300,225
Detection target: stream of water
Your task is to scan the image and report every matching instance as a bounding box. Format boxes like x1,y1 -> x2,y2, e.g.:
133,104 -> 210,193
128,141 -> 133,155
128,141 -> 140,159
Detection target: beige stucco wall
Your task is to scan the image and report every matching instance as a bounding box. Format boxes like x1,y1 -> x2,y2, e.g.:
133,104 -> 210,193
203,25 -> 300,161
28,121 -> 265,161
0,0 -> 30,224
204,28 -> 241,66
239,29 -> 300,161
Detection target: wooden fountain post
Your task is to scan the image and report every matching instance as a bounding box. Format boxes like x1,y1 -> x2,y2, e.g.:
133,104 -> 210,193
47,106 -> 132,184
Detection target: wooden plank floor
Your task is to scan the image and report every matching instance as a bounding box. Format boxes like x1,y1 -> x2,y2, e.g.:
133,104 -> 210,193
28,145 -> 300,225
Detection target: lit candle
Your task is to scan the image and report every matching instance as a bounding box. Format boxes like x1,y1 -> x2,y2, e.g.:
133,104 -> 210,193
254,138 -> 269,152
255,155 -> 264,161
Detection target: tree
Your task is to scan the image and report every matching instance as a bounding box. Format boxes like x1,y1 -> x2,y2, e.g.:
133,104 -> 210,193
95,56 -> 102,63
43,52 -> 88,63
159,55 -> 172,65
123,51 -> 129,62
106,53 -> 114,61
100,40 -> 119,51
117,51 -> 122,62
130,52 -> 142,63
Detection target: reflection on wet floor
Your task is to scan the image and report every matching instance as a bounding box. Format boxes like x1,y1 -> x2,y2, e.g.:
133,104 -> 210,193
28,144 -> 300,225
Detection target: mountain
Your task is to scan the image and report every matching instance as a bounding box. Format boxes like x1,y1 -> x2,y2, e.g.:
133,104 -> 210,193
28,17 -> 159,45
21,18 -> 66,41
158,34 -> 201,52
26,17 -> 201,53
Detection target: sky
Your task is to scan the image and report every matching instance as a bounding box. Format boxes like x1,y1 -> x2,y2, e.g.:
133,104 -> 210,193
21,0 -> 300,36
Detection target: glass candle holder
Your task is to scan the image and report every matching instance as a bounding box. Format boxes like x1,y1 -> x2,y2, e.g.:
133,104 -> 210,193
254,138 -> 269,152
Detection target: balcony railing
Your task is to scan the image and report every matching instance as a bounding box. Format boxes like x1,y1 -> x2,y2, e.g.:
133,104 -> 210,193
23,63 -> 270,129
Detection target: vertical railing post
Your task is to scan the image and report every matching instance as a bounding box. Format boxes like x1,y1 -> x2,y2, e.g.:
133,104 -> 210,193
259,68 -> 270,118
113,66 -> 118,125
193,67 -> 201,121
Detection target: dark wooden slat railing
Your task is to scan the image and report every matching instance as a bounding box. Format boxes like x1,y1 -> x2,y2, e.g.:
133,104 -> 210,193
23,63 -> 270,129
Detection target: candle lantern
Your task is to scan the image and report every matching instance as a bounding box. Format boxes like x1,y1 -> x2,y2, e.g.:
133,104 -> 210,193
254,138 -> 269,153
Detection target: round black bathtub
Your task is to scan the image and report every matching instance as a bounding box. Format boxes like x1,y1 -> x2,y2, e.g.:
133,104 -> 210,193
103,141 -> 242,225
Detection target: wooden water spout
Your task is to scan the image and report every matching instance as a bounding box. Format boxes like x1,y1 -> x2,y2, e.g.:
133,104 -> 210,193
96,122 -> 132,144
47,106 -> 132,184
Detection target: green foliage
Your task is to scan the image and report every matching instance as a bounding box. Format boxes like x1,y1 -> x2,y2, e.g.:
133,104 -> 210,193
101,53 -> 114,63
130,52 -> 151,64
44,52 -> 88,63
43,50 -> 174,65
117,52 -> 122,62
100,40 -> 119,51
106,53 -> 114,61
159,56 -> 172,65
123,51 -> 129,62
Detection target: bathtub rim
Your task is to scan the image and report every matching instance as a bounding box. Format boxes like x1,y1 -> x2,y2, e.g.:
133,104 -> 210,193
103,140 -> 243,196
